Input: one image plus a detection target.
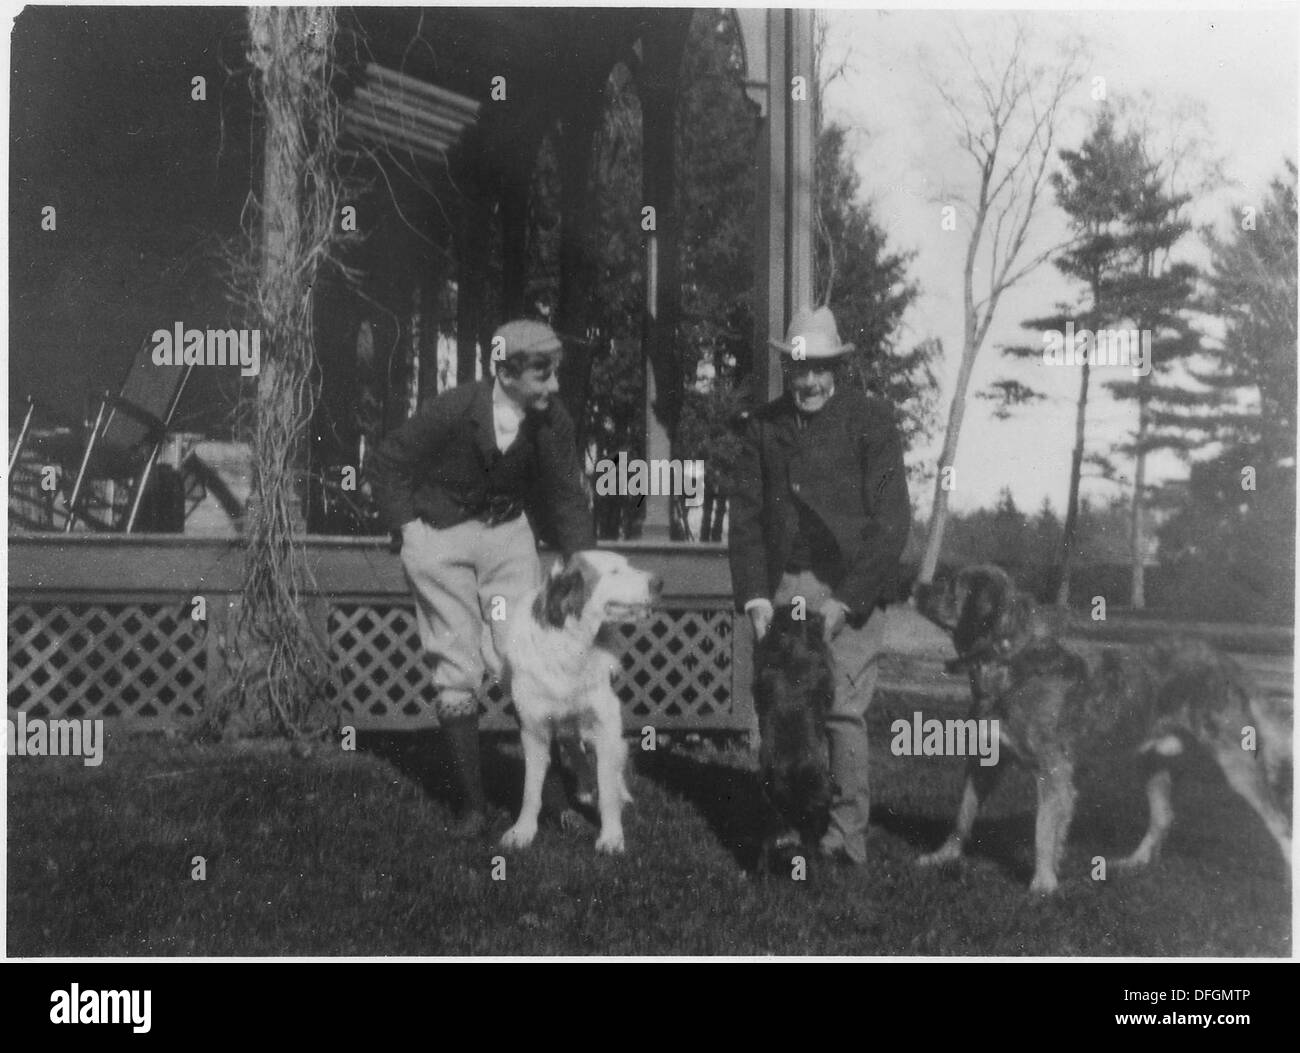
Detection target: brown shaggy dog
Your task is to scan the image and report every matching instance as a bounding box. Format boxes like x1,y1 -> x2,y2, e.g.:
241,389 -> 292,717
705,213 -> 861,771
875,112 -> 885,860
915,565 -> 1292,892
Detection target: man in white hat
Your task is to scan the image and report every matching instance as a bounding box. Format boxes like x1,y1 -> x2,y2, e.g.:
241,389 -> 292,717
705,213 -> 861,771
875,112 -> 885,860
729,305 -> 911,865
371,318 -> 596,838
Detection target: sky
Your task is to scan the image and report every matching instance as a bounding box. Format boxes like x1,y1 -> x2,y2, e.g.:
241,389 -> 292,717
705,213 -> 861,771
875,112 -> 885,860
820,4 -> 1298,514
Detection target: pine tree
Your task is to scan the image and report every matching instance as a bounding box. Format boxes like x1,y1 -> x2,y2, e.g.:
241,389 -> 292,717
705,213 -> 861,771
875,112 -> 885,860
1100,134 -> 1205,608
1193,162 -> 1298,460
992,107 -> 1207,607
1154,162 -> 1298,623
992,107 -> 1144,603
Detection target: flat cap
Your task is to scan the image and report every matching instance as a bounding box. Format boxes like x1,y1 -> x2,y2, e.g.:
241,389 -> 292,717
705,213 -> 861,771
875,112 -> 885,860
494,319 -> 563,356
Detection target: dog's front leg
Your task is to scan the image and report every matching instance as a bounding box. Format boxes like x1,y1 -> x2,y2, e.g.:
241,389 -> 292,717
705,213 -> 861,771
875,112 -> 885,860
500,720 -> 552,850
919,757 -> 1002,868
592,710 -> 629,854
1030,760 -> 1075,893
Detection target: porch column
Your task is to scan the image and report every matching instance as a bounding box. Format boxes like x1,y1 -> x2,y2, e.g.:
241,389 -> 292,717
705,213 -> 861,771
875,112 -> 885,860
555,92 -> 603,447
498,111 -> 546,321
500,176 -> 528,319
455,134 -> 489,385
786,9 -> 814,320
638,15 -> 691,539
737,8 -> 815,401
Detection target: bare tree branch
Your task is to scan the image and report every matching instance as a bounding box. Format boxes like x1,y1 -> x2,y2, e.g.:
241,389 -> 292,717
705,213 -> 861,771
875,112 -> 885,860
916,18 -> 1089,584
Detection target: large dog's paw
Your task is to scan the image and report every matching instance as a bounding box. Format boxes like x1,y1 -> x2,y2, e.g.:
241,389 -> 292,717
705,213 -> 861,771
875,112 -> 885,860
499,821 -> 538,850
917,838 -> 964,868
594,828 -> 626,855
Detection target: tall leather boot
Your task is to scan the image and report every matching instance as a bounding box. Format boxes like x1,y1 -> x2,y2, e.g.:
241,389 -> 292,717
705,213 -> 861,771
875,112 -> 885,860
441,713 -> 488,839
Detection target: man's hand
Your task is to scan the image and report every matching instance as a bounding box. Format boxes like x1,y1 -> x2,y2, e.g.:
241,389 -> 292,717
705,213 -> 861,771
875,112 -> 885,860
819,598 -> 850,641
747,600 -> 773,641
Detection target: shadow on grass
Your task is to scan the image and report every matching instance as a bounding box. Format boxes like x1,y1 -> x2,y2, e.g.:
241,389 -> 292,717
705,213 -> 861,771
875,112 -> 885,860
635,748 -> 772,871
355,729 -> 594,830
873,805 -> 1042,885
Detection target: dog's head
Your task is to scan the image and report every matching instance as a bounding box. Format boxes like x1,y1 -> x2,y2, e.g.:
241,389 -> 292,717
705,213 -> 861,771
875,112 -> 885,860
754,605 -> 836,840
534,551 -> 661,630
917,565 -> 1036,667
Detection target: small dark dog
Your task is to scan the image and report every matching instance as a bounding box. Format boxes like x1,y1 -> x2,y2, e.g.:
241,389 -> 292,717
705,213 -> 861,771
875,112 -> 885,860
915,565 -> 1292,892
753,605 -> 837,875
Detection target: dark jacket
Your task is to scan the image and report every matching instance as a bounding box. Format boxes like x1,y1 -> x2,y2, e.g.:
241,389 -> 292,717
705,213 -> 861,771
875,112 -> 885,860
728,386 -> 910,620
369,379 -> 596,557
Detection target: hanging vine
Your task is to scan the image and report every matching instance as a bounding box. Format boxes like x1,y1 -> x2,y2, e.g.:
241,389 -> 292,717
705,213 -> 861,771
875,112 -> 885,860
208,7 -> 346,736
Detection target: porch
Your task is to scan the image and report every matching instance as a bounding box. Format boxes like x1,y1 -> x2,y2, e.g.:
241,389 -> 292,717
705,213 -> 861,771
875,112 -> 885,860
7,534 -> 753,734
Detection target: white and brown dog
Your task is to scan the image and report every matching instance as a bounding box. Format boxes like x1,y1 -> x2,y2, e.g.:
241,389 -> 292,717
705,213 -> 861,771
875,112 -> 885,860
499,551 -> 660,854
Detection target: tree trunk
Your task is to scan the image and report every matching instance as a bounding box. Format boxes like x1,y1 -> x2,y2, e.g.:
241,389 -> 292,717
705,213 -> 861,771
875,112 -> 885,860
1128,260 -> 1155,610
1055,358 -> 1092,606
1129,369 -> 1149,609
918,313 -> 982,582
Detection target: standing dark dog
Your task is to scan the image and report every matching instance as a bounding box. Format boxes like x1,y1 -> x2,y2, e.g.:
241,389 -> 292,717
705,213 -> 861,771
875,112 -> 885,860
753,605 -> 837,874
915,565 -> 1292,892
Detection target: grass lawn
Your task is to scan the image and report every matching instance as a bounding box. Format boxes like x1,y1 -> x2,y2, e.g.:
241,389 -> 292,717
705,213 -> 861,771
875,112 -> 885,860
7,678 -> 1291,956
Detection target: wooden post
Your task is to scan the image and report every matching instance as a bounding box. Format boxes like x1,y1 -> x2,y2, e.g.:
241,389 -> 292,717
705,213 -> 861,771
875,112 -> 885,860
745,9 -> 815,403
556,93 -> 602,448
639,16 -> 691,539
230,7 -> 337,732
731,610 -> 758,741
204,595 -> 236,714
500,131 -> 536,320
786,9 -> 815,320
456,136 -> 489,385
754,11 -> 788,403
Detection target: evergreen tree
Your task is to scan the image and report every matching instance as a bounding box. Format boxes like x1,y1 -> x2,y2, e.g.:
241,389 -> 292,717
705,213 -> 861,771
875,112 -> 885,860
992,107 -> 1144,603
1193,162 -> 1298,460
992,106 -> 1206,607
1101,132 -> 1205,608
1154,162 -> 1298,623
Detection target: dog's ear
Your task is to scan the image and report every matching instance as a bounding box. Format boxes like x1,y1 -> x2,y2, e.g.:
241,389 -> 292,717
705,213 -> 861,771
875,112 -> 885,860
535,556 -> 590,628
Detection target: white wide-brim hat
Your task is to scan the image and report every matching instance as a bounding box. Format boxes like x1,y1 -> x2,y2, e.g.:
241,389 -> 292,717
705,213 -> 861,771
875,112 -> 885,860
768,306 -> 855,359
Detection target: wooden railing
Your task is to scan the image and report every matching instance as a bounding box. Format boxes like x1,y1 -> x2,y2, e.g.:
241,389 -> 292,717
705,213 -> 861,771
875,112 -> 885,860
6,534 -> 754,734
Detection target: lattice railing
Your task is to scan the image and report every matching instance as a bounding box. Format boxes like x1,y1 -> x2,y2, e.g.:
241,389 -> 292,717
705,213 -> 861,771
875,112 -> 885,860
8,536 -> 753,735
8,602 -> 207,724
616,608 -> 734,725
328,603 -> 739,730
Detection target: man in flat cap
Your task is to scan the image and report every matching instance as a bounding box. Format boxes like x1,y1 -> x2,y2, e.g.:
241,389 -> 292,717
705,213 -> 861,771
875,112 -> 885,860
371,319 -> 595,837
729,306 -> 911,865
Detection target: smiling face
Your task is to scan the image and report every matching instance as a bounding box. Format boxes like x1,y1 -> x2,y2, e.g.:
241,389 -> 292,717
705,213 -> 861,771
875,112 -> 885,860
499,350 -> 562,413
782,358 -> 837,415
